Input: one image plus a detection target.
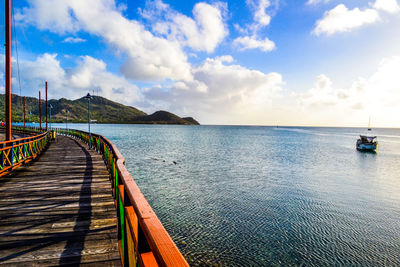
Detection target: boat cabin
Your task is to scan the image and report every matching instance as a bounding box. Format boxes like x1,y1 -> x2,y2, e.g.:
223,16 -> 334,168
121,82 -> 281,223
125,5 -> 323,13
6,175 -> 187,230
359,135 -> 377,144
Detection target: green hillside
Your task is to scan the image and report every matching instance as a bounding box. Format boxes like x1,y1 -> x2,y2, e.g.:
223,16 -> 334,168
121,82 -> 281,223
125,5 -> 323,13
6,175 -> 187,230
0,94 -> 199,125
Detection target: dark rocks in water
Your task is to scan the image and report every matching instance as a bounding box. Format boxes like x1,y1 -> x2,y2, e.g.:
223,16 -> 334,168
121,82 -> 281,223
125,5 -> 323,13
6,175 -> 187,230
151,158 -> 178,165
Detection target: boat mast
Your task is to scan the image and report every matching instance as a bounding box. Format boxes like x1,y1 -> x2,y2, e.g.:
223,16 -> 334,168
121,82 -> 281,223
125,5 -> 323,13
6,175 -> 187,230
368,116 -> 371,131
5,0 -> 12,140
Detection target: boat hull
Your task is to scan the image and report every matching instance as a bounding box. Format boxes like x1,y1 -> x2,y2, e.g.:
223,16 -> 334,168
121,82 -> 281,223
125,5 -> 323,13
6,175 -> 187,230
356,142 -> 377,152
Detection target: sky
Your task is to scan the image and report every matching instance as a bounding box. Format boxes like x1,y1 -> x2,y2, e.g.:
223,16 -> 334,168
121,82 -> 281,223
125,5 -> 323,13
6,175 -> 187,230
0,0 -> 400,127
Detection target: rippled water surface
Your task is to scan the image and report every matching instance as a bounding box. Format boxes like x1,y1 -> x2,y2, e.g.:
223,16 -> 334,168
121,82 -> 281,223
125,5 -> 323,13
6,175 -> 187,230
58,124 -> 400,266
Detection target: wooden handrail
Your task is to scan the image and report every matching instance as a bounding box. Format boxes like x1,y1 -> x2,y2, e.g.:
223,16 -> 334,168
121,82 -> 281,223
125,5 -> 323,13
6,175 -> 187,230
53,127 -> 188,267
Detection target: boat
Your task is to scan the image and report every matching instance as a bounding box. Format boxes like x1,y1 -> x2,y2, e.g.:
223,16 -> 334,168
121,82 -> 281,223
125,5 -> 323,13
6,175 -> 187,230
356,135 -> 377,152
356,116 -> 377,152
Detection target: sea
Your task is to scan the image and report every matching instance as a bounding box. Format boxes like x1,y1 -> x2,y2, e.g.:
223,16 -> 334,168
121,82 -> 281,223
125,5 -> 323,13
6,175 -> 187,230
49,124 -> 400,266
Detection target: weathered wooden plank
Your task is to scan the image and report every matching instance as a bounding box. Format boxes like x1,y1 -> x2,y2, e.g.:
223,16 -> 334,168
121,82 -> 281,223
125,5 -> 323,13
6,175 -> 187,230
0,194 -> 112,201
0,213 -> 117,226
0,243 -> 119,265
0,135 -> 120,266
0,229 -> 118,243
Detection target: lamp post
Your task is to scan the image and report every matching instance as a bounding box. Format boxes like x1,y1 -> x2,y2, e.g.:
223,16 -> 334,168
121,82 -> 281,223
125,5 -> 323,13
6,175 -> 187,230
85,93 -> 92,148
49,104 -> 53,129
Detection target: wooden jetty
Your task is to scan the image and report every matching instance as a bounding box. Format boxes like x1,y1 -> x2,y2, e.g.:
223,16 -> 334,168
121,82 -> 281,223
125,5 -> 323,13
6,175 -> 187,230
0,135 -> 120,265
0,128 -> 188,266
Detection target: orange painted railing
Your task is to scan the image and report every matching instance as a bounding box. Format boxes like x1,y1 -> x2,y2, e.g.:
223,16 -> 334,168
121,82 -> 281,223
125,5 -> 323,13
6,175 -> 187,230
55,128 -> 188,267
0,127 -> 50,176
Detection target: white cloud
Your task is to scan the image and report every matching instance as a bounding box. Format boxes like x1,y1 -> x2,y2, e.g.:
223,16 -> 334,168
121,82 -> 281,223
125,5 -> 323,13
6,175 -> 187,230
253,0 -> 272,26
143,1 -> 228,53
234,0 -> 276,52
234,36 -> 275,52
18,0 -> 193,82
17,0 -> 80,34
12,53 -> 67,97
63,37 -> 86,43
215,55 -> 234,63
142,55 -> 284,124
373,0 -> 400,14
313,4 -> 380,36
0,53 -> 141,105
306,0 -> 331,5
299,74 -> 342,107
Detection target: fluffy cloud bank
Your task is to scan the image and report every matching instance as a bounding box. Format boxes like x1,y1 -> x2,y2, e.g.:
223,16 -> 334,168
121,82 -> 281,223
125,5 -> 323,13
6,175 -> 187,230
296,56 -> 400,126
18,0 -> 198,81
313,0 -> 400,36
374,0 -> 400,13
313,4 -> 380,36
142,55 -> 284,123
1,52 -> 284,124
140,0 -> 228,53
0,53 -> 141,105
3,52 -> 400,126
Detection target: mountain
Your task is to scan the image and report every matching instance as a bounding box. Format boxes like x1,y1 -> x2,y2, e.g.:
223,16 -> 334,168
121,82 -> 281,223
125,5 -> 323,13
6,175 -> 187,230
0,94 -> 199,125
133,111 -> 199,125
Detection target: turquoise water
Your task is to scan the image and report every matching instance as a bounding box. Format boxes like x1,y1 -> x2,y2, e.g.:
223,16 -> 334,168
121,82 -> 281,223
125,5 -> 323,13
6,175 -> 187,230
55,124 -> 400,265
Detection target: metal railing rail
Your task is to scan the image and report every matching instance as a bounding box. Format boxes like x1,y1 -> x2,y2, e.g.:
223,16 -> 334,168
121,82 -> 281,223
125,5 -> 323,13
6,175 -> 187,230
0,127 -> 51,176
53,127 -> 188,267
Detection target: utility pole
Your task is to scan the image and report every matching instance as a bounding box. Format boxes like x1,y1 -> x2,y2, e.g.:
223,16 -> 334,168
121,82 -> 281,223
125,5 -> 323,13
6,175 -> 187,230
39,91 -> 41,130
5,0 -> 11,141
45,82 -> 48,130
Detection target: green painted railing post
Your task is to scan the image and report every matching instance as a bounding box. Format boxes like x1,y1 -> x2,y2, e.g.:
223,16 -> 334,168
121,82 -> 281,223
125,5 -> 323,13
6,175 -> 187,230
119,194 -> 126,264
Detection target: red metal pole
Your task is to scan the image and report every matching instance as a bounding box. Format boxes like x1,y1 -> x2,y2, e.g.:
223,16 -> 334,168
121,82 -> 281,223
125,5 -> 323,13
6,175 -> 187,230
23,96 -> 26,131
5,0 -> 11,141
45,82 -> 48,130
39,91 -> 41,130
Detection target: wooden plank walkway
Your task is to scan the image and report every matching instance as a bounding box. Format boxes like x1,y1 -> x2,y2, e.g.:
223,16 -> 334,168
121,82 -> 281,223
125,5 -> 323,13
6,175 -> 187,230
0,135 -> 121,266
